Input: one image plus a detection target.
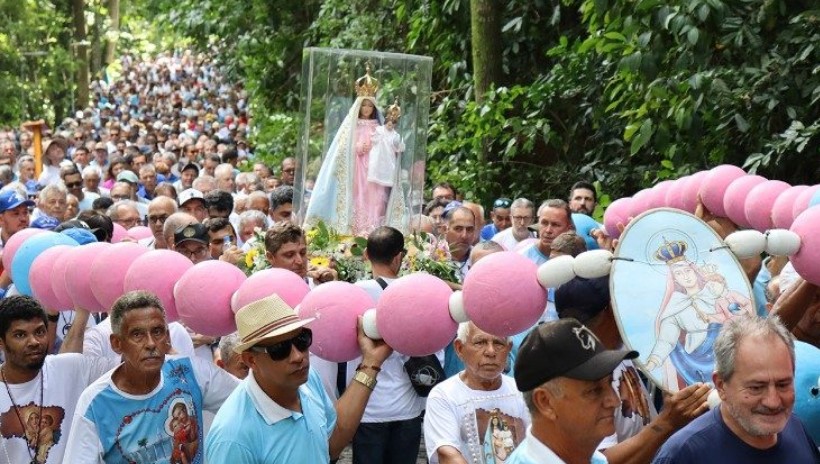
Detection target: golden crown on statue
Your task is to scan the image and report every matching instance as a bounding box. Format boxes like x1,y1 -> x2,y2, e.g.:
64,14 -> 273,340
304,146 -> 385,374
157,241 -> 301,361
655,238 -> 688,264
355,62 -> 379,97
385,98 -> 401,123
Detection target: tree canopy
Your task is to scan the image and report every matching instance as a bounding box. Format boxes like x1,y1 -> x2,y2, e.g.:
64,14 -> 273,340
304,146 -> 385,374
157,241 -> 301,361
2,0 -> 817,206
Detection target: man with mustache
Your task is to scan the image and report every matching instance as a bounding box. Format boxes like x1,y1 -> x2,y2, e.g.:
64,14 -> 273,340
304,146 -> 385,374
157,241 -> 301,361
652,316 -> 820,463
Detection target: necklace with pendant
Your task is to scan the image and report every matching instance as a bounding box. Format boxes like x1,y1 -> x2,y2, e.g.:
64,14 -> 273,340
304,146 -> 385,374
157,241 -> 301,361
2,364 -> 44,464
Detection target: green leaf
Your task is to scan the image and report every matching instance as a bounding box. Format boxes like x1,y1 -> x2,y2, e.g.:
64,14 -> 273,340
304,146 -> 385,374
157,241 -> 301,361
604,31 -> 627,42
734,113 -> 749,133
687,27 -> 699,46
630,119 -> 653,155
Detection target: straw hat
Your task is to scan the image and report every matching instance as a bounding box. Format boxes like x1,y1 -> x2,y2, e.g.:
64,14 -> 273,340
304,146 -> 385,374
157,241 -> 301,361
233,294 -> 314,354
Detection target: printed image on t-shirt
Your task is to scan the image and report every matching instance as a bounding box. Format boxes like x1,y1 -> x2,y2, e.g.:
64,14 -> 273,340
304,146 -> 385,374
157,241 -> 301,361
0,403 -> 65,463
617,365 -> 651,425
476,408 -> 526,464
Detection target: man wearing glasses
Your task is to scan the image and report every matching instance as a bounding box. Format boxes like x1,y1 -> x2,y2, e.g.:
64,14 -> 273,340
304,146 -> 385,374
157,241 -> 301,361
140,196 -> 177,249
207,294 -> 392,463
172,223 -> 211,264
491,197 -> 536,252
60,164 -> 98,213
65,291 -> 238,462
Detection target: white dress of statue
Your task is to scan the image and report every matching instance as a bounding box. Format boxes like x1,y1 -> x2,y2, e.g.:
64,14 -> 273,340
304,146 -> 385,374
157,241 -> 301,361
303,64 -> 408,236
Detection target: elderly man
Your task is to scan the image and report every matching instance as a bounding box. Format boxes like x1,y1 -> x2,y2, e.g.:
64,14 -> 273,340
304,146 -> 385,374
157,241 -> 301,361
492,198 -> 536,251
568,181 -> 597,216
519,199 -> 575,266
424,321 -> 530,463
64,292 -> 239,462
109,180 -> 148,220
173,162 -> 199,192
238,209 -> 267,246
443,205 -> 476,282
138,164 -> 158,200
82,165 -> 109,198
192,175 -> 217,195
247,190 -> 270,218
206,294 -> 391,462
106,200 -> 141,230
35,183 -> 68,222
140,196 -> 177,249
214,163 -> 235,193
555,276 -> 711,464
215,333 -> 249,379
280,157 -> 296,186
507,318 -> 638,464
652,316 -> 820,463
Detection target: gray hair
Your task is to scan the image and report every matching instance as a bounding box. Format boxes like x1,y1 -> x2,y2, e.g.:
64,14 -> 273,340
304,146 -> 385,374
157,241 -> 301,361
713,315 -> 795,382
214,163 -> 234,179
456,321 -> 511,344
0,166 -> 13,185
218,332 -> 242,363
239,209 -> 267,229
511,197 -> 534,213
523,378 -> 564,412
110,290 -> 165,335
15,155 -> 34,176
192,175 -> 216,192
139,164 -> 156,176
106,200 -> 139,222
39,183 -> 68,201
82,165 -> 100,178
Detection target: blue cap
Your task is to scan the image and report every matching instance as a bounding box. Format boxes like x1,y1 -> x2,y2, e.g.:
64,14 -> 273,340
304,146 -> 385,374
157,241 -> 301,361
0,190 -> 35,213
31,215 -> 61,230
61,228 -> 98,245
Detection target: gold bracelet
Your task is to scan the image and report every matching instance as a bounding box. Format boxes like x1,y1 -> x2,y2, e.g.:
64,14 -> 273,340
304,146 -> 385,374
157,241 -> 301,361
353,370 -> 377,390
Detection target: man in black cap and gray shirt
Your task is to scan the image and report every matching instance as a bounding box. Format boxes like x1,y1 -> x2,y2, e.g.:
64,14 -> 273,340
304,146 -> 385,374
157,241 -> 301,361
508,318 -> 637,463
551,276 -> 711,464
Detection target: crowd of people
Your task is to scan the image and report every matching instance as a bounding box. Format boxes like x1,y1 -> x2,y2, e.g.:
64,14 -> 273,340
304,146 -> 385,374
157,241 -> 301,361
0,50 -> 817,464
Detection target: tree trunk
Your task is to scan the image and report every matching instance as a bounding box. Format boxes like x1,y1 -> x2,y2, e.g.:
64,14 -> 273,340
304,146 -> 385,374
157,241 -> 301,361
470,0 -> 503,163
72,0 -> 89,111
470,0 -> 503,104
104,0 -> 120,66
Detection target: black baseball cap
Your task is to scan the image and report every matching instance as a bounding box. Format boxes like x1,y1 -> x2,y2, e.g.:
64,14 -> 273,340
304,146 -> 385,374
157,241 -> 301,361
554,276 -> 610,324
514,318 -> 638,392
174,223 -> 208,246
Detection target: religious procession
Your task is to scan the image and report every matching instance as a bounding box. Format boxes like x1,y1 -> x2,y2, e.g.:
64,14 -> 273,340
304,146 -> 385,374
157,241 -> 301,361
0,1 -> 818,463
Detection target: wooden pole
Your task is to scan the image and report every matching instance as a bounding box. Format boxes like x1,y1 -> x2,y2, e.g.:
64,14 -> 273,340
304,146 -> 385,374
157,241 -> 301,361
22,120 -> 47,178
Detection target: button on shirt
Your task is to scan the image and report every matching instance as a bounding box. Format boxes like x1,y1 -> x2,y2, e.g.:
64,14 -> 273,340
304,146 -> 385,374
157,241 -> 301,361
507,427 -> 609,464
206,368 -> 337,463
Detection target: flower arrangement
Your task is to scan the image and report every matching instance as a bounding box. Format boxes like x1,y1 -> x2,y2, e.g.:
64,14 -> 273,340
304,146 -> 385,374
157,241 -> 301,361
239,228 -> 270,276
306,221 -> 370,283
400,232 -> 460,283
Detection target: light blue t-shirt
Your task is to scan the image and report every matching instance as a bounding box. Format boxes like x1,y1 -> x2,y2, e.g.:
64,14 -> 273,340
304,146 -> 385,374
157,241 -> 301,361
206,368 -> 336,463
519,243 -> 549,266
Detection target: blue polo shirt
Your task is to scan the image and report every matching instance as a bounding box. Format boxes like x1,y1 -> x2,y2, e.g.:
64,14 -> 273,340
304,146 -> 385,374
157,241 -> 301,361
206,368 -> 336,463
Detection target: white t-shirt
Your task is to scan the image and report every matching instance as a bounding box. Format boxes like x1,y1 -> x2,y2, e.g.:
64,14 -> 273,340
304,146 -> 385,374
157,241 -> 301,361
598,360 -> 658,451
83,318 -> 195,359
0,354 -> 119,464
424,374 -> 530,464
491,228 -> 535,252
344,277 -> 429,423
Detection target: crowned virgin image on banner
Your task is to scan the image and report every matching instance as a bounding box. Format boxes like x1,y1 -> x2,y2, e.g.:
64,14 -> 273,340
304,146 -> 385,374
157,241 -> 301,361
610,209 -> 755,392
294,49 -> 433,237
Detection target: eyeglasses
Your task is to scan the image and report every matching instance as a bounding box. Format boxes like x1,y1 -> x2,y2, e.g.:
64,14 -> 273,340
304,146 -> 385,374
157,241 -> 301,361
148,214 -> 169,224
512,216 -> 533,222
250,329 -> 312,361
111,194 -> 131,201
493,198 -> 512,209
177,244 -> 208,260
65,181 -> 82,188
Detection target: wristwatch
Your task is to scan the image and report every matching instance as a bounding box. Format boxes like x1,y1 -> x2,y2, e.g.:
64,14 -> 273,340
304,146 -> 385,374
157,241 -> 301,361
353,370 -> 377,390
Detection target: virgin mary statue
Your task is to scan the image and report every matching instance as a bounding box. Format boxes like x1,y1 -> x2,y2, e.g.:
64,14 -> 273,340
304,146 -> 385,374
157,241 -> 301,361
303,64 -> 408,236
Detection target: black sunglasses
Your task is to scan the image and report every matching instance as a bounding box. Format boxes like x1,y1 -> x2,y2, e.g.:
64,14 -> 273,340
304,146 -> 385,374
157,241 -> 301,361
250,328 -> 312,361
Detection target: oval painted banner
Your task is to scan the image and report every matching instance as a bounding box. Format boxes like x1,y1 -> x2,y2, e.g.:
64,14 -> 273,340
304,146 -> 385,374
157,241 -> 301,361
610,208 -> 754,392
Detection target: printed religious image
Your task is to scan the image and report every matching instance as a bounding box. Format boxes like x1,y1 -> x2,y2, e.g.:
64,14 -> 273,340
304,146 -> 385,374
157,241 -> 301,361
0,403 -> 65,463
610,209 -> 754,392
474,408 -> 526,464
